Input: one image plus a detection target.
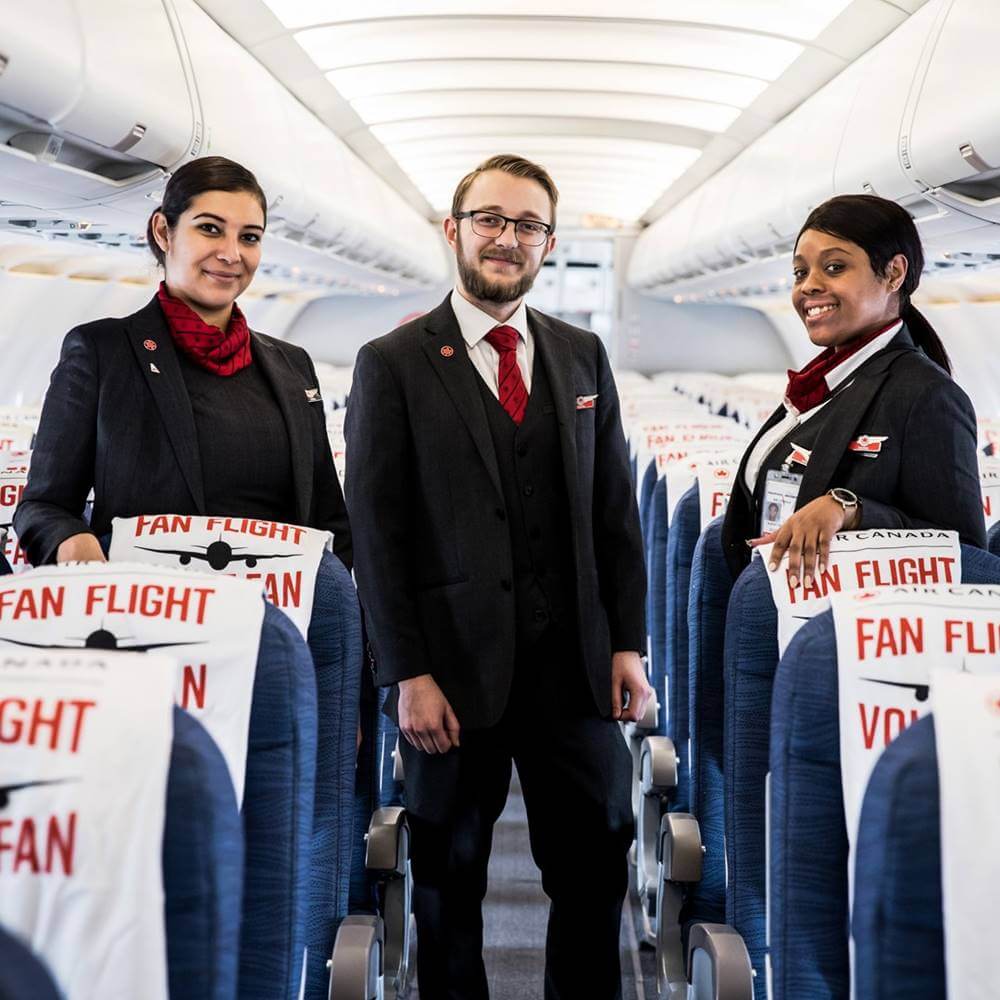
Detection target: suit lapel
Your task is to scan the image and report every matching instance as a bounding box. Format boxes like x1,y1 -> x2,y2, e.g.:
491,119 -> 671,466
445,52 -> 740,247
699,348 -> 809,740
528,309 -> 579,504
253,334 -> 314,523
797,340 -> 914,507
422,298 -> 503,500
126,298 -> 205,512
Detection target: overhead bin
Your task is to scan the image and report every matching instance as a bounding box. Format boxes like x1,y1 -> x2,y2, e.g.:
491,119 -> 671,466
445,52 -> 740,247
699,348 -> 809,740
0,0 -> 195,203
172,0 -> 446,286
901,0 -> 1000,224
630,0 -> 1000,301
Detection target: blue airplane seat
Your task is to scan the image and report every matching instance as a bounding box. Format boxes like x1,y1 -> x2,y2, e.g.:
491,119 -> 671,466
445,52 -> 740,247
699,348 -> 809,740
639,456 -> 658,544
165,706 -> 243,1000
648,476 -> 669,695
853,715 -> 943,1000
0,529 -> 10,575
664,484 -> 700,808
987,520 -> 1000,557
0,927 -> 60,1000
769,542 -> 1000,999
240,603 -> 318,1000
303,551 -> 363,1000
684,516 -> 734,926
723,554 -> 779,997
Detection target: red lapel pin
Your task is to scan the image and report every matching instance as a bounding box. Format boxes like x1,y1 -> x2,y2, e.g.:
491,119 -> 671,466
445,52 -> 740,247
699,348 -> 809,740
440,345 -> 455,358
143,339 -> 157,351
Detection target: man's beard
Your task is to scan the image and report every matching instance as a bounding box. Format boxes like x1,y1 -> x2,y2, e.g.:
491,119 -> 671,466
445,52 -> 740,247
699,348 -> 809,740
456,236 -> 541,303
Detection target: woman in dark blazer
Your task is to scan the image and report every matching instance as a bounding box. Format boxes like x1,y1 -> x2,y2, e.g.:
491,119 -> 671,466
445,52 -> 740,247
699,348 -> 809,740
15,156 -> 351,568
722,194 -> 985,585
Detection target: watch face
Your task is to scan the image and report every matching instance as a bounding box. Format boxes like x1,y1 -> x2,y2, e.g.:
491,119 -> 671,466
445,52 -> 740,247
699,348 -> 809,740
831,488 -> 858,505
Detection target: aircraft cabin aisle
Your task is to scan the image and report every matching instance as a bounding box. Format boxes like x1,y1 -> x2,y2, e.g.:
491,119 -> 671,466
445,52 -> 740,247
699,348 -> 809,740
1,2 -> 1000,1000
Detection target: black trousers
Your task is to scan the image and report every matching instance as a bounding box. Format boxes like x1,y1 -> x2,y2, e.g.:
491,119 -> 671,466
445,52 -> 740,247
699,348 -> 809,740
400,626 -> 634,1000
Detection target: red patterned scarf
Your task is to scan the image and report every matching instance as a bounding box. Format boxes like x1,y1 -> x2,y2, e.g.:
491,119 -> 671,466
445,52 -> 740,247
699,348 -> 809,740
785,319 -> 899,414
156,282 -> 252,376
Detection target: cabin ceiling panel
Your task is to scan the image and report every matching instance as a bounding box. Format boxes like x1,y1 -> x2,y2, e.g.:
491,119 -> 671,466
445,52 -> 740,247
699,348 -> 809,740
196,0 -> 930,227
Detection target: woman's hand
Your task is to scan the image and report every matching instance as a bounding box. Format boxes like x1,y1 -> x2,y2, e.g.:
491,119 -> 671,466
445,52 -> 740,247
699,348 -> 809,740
749,495 -> 859,588
56,533 -> 107,564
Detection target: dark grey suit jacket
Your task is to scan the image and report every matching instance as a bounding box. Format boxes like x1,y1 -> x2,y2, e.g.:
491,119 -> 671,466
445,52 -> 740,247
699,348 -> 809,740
345,296 -> 646,730
722,326 -> 985,577
15,296 -> 351,568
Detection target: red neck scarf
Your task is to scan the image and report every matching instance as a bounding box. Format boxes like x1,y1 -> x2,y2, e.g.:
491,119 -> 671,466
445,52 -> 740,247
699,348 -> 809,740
784,319 -> 899,414
156,282 -> 252,376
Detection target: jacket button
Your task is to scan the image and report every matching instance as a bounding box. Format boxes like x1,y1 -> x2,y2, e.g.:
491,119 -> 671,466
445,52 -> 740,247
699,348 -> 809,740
533,608 -> 548,622
500,578 -> 512,592
495,508 -> 506,521
523,484 -> 534,497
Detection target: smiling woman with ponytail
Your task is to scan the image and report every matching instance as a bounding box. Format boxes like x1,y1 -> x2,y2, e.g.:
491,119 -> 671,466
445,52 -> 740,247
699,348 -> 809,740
722,193 -> 984,584
14,155 -> 352,569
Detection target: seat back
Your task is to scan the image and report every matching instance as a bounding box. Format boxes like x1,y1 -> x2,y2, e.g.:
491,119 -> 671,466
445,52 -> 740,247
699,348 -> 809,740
988,520 -> 1000,557
302,551 -> 363,1000
722,555 -> 777,995
648,476 -> 669,692
768,543 -> 1000,999
241,603 -> 318,1000
0,927 -> 60,1000
685,517 -> 734,924
852,715 -> 943,999
662,484 -> 700,810
165,707 -> 243,1000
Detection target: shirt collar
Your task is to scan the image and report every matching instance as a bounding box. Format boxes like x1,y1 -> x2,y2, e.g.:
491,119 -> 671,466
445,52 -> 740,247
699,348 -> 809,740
825,320 -> 902,392
450,288 -> 529,349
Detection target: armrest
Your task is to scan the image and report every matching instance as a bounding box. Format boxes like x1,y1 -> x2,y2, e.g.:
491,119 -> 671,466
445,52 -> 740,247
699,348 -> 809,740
636,736 -> 679,935
327,914 -> 383,1000
687,923 -> 754,1000
365,806 -> 408,877
641,736 -> 677,796
624,690 -> 660,739
655,812 -> 704,998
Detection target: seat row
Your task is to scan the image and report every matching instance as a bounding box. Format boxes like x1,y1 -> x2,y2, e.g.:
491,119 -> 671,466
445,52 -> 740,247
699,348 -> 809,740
0,514 -> 411,1000
625,431 -> 1000,998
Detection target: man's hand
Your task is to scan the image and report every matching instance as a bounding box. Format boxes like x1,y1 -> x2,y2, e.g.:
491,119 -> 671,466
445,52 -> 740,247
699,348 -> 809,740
398,673 -> 461,754
56,533 -> 107,564
611,651 -> 653,723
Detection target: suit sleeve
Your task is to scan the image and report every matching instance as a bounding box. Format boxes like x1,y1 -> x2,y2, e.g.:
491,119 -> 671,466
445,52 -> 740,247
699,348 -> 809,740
303,352 -> 352,570
13,328 -> 99,566
857,377 -> 986,547
591,338 -> 647,651
344,343 -> 429,685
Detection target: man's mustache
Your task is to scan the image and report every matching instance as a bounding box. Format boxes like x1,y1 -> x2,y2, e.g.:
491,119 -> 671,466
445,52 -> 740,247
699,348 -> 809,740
480,250 -> 523,265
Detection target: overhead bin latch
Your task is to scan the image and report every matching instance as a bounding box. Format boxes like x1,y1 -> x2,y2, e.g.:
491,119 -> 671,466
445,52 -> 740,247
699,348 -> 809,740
959,142 -> 995,174
113,123 -> 146,153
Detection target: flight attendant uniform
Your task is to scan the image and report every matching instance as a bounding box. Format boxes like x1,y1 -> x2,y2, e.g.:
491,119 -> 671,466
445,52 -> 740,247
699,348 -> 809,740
722,320 -> 985,578
15,284 -> 352,568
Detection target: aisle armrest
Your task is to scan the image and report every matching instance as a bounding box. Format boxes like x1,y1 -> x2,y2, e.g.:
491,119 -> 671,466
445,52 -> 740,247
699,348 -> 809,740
687,923 -> 754,1000
656,812 -> 704,998
636,736 -> 678,937
327,915 -> 383,1000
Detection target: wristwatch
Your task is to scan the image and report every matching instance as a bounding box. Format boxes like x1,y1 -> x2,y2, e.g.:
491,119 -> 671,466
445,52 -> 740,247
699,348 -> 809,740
827,487 -> 861,526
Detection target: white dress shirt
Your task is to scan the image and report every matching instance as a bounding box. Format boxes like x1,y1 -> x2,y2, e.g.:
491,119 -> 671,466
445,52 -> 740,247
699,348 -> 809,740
743,321 -> 903,491
450,288 -> 534,397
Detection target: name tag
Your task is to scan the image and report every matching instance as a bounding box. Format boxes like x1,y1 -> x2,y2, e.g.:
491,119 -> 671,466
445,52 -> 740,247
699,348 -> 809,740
761,469 -> 803,535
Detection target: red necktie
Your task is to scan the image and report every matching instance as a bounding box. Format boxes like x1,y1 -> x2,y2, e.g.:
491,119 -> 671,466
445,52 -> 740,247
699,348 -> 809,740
484,325 -> 529,425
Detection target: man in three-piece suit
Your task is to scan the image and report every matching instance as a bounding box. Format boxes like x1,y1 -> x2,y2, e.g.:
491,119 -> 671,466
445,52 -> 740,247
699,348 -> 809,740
345,154 -> 651,999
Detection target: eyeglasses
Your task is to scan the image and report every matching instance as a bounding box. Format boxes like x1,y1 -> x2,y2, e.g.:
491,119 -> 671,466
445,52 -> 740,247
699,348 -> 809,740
453,210 -> 554,247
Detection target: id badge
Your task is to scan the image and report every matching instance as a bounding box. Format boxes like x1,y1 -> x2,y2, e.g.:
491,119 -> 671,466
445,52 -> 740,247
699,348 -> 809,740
761,469 -> 803,535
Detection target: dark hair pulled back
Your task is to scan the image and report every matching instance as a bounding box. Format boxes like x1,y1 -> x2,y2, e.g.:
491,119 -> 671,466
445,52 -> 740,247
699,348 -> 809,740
146,155 -> 267,267
795,194 -> 950,374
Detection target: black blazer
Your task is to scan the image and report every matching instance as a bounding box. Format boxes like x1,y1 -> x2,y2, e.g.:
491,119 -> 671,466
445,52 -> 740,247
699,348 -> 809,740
15,296 -> 351,568
344,296 -> 646,729
722,325 -> 985,578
